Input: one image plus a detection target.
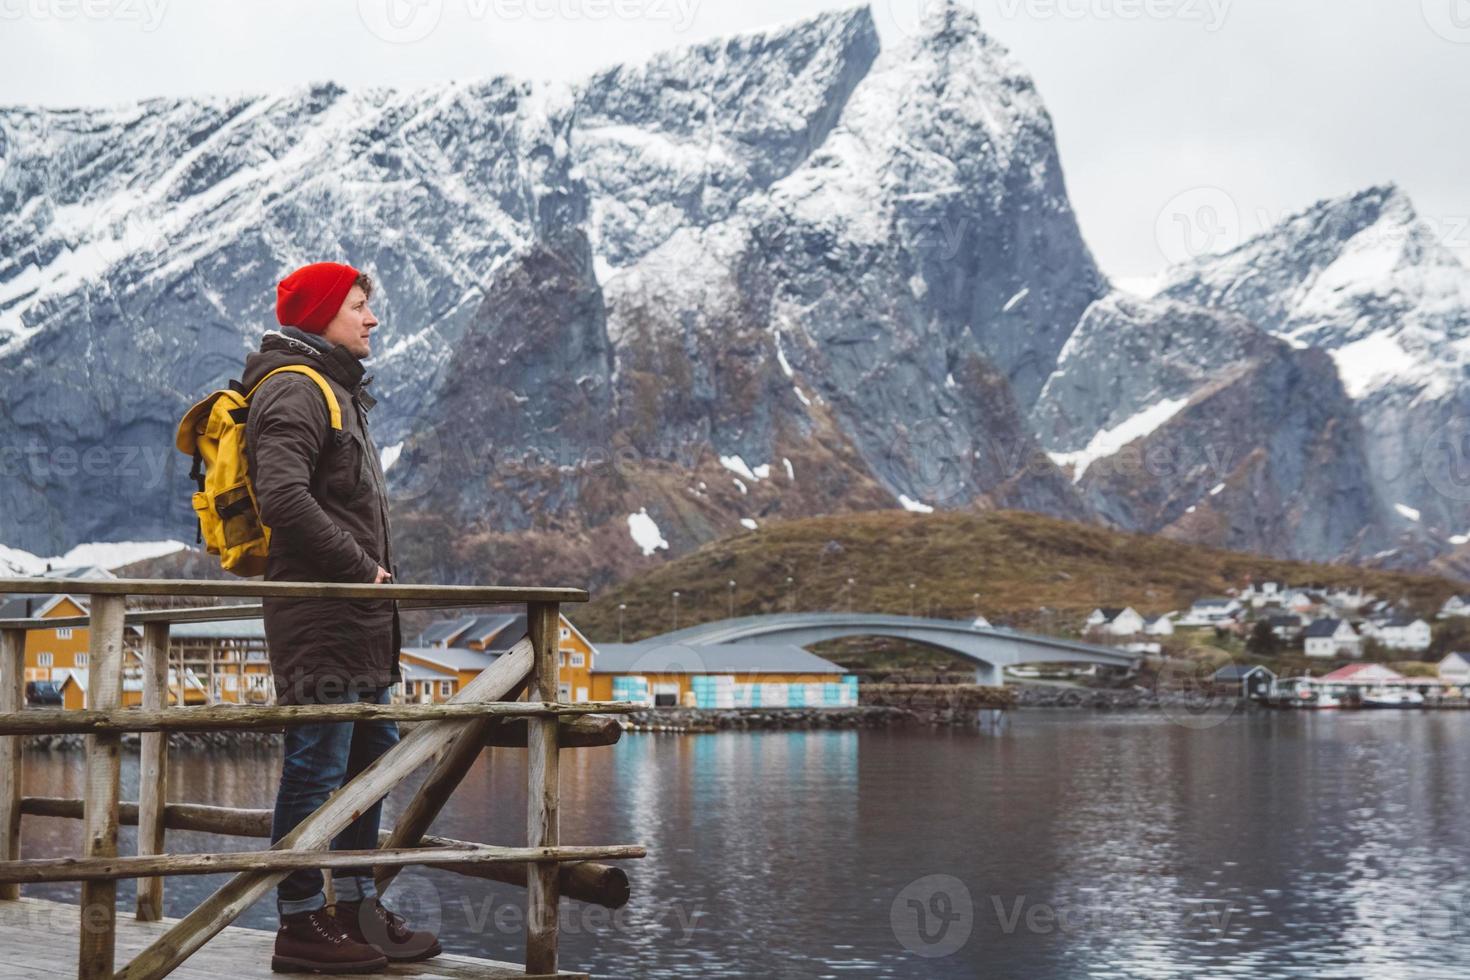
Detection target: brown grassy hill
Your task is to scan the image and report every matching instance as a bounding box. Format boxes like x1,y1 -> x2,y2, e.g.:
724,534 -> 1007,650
572,509 -> 1465,643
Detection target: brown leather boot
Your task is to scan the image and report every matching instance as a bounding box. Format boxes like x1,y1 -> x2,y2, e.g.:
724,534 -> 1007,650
333,897 -> 442,963
272,907 -> 388,974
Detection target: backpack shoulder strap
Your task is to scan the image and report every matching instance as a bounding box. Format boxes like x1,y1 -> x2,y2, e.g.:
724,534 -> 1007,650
246,365 -> 344,431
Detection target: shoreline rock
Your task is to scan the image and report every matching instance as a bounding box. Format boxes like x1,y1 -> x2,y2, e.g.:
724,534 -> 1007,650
1012,685 -> 1258,711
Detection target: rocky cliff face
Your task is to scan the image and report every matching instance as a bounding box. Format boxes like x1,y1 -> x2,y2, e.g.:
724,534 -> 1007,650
1156,185 -> 1470,567
1,3 -> 1103,586
1030,291 -> 1392,561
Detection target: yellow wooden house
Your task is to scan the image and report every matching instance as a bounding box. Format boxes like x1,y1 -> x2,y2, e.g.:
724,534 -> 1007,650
400,611 -> 596,703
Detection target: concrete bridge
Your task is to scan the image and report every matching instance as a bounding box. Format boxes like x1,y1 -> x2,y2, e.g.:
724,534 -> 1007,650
640,613 -> 1140,686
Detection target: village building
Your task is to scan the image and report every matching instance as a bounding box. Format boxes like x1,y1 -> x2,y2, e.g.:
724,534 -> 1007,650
1438,652 -> 1470,686
1438,595 -> 1470,619
588,642 -> 856,707
1143,614 -> 1175,637
403,611 -> 595,702
1178,597 -> 1242,626
1302,618 -> 1362,658
1212,664 -> 1276,699
1084,607 -> 1146,637
1364,615 -> 1432,653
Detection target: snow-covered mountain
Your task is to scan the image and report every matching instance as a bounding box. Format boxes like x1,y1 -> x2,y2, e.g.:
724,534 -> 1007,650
1030,291 -> 1391,560
1156,185 -> 1470,565
1,3 -> 1465,585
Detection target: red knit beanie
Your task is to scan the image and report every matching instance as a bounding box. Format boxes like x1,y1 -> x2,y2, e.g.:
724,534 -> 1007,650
275,262 -> 361,334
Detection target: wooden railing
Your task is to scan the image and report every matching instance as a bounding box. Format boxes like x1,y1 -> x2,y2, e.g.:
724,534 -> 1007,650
0,577 -> 646,979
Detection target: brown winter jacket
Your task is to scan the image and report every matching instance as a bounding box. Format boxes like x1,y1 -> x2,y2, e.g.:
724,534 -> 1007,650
241,327 -> 400,704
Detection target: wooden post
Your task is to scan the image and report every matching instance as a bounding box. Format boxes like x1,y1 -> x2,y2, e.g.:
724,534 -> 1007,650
0,629 -> 25,901
79,594 -> 127,979
525,602 -> 561,975
135,622 -> 169,921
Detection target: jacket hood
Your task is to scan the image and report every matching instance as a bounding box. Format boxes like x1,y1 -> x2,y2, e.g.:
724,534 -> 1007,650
241,329 -> 370,396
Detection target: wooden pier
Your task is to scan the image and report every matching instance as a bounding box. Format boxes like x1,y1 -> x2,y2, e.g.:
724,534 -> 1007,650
0,577 -> 645,979
0,897 -> 589,979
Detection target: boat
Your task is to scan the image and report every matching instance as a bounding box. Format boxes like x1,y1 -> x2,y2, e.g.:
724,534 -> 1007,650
1359,686 -> 1425,709
1272,680 -> 1344,709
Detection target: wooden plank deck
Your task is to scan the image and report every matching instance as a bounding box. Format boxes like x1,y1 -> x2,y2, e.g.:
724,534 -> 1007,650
0,898 -> 589,979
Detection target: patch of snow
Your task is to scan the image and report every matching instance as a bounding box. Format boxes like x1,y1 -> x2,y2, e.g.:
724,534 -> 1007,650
719,455 -> 758,482
740,518 -> 758,530
380,442 -> 404,472
626,508 -> 669,556
1046,397 -> 1192,483
945,373 -> 957,389
733,478 -> 748,495
782,457 -> 795,481
752,463 -> 771,480
773,332 -> 794,378
1209,483 -> 1226,496
898,494 -> 934,513
0,539 -> 189,574
593,255 -> 616,285
1185,505 -> 1197,514
1329,333 -> 1421,400
1450,533 -> 1470,546
793,386 -> 812,407
1002,287 -> 1029,313
1395,502 -> 1421,522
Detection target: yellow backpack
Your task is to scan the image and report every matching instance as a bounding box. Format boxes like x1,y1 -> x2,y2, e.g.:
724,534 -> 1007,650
175,365 -> 342,577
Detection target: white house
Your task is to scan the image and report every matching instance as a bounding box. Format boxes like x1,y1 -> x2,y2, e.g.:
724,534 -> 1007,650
1240,581 -> 1283,608
1366,616 -> 1432,653
1178,597 -> 1242,626
1302,618 -> 1362,658
1325,586 -> 1371,613
1285,589 -> 1328,614
1143,613 -> 1175,636
1438,652 -> 1470,685
1438,595 -> 1470,619
1085,607 -> 1146,637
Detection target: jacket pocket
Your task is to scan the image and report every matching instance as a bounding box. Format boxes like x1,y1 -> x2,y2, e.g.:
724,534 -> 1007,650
325,431 -> 370,500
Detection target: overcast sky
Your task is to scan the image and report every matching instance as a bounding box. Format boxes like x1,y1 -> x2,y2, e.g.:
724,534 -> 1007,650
2,0 -> 1467,281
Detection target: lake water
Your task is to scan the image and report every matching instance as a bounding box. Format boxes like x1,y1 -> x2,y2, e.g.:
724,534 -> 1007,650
19,709 -> 1470,979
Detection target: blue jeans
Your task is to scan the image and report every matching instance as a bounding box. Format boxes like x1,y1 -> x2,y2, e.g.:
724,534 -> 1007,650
271,683 -> 400,917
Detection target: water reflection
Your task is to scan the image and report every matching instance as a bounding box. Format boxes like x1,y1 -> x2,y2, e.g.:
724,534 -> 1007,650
15,712 -> 1470,978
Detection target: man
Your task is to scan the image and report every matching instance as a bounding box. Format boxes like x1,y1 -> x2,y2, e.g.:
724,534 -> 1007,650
242,261 -> 440,973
